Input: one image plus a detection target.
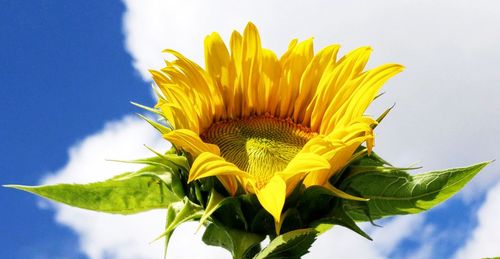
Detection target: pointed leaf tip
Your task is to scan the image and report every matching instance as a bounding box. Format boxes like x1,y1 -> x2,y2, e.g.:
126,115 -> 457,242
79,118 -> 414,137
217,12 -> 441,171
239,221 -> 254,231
6,176 -> 180,214
254,228 -> 318,259
343,161 -> 491,221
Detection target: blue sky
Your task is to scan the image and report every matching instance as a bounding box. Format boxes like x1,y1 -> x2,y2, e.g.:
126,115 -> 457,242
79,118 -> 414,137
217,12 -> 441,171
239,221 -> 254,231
2,1 -> 500,258
1,1 -> 150,258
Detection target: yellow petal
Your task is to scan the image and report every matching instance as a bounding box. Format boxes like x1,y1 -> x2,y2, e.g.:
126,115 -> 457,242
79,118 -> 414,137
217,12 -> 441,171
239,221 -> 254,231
261,49 -> 281,113
217,175 -> 239,196
281,173 -> 305,196
228,30 -> 243,117
163,129 -> 220,157
277,152 -> 331,195
254,175 -> 286,233
309,47 -> 373,132
162,49 -> 225,130
204,32 -> 232,121
301,128 -> 372,187
278,38 -> 314,118
283,153 -> 330,176
241,22 -> 262,116
204,32 -> 230,81
336,64 -> 404,127
294,44 -> 340,123
188,152 -> 250,183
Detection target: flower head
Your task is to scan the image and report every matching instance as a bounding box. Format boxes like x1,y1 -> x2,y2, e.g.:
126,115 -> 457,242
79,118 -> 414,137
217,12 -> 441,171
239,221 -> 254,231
7,21 -> 489,259
151,22 -> 403,232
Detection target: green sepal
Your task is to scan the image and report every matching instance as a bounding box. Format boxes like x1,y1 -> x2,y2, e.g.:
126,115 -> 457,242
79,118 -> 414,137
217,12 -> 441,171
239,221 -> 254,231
130,101 -> 163,116
6,174 -> 180,214
341,161 -> 491,221
141,146 -> 189,172
249,209 -> 275,235
202,223 -> 265,259
212,196 -> 249,231
331,149 -> 391,185
254,228 -> 318,259
136,113 -> 172,134
164,198 -> 203,234
136,171 -> 185,201
372,103 -> 395,128
111,156 -> 186,199
108,157 -> 172,172
296,186 -> 337,224
161,204 -> 176,258
153,198 -> 203,257
115,149 -> 188,172
198,189 -> 247,230
280,208 -> 303,234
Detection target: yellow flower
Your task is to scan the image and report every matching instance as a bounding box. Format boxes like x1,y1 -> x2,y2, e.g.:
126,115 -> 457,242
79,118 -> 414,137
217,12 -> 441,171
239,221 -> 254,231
151,22 -> 403,233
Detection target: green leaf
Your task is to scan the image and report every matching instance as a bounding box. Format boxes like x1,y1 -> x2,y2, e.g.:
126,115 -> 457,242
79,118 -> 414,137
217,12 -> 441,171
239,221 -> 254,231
342,161 -> 491,221
254,228 -> 318,259
295,185 -> 370,240
5,175 -> 180,214
202,223 -> 265,259
310,206 -> 371,240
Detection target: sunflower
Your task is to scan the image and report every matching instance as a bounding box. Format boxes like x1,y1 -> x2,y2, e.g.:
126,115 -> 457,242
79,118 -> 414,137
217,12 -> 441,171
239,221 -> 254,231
151,22 -> 403,233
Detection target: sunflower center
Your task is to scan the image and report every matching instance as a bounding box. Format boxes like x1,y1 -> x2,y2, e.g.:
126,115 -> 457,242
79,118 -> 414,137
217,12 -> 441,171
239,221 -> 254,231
201,115 -> 316,186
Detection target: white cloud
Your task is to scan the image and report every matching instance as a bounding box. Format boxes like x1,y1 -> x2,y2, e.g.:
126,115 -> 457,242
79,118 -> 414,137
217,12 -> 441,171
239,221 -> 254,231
307,224 -> 385,259
306,214 -> 425,259
454,181 -> 500,259
370,215 -> 425,255
42,116 -> 229,259
43,116 -> 166,185
407,243 -> 434,259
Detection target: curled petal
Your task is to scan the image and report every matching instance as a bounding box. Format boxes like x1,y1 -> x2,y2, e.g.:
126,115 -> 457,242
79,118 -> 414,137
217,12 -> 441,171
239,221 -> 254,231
188,152 -> 250,183
163,129 -> 220,157
253,175 -> 286,234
